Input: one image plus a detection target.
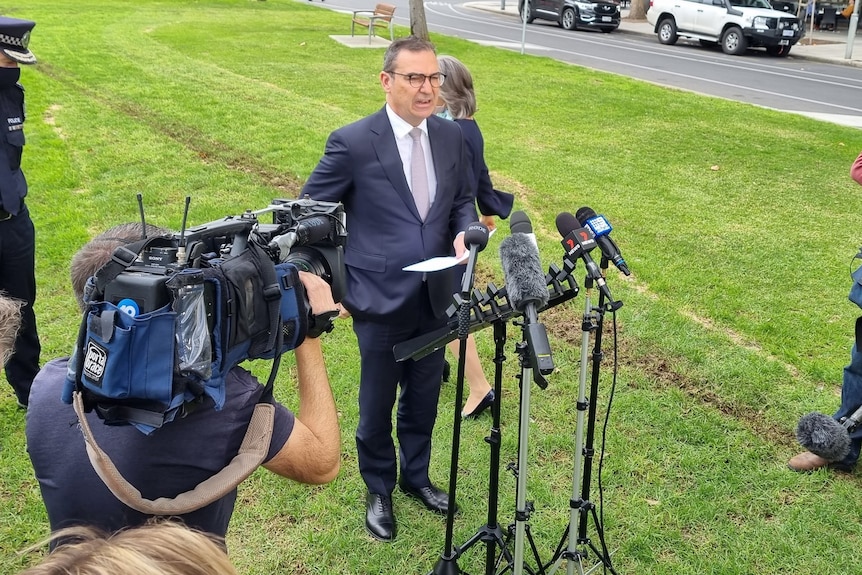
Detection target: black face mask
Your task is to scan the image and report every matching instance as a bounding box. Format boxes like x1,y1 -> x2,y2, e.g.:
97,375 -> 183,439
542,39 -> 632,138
0,67 -> 21,88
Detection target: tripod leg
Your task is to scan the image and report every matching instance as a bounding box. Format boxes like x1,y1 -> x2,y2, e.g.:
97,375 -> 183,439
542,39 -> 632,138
452,320 -> 515,575
430,303 -> 472,575
512,362 -> 534,575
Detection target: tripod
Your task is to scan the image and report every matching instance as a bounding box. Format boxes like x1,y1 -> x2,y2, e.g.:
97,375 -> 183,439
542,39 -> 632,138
507,308 -> 554,575
431,239 -> 489,575
545,273 -> 619,575
453,317 -> 515,575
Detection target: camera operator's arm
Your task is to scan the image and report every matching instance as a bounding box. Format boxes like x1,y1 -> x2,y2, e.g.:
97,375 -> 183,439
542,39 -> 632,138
852,149 -> 862,186
263,273 -> 340,485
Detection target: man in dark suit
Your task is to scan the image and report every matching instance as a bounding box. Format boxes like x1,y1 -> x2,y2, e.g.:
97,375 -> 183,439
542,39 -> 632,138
302,36 -> 477,542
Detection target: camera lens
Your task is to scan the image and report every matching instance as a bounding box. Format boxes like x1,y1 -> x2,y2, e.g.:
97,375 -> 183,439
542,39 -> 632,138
284,247 -> 332,283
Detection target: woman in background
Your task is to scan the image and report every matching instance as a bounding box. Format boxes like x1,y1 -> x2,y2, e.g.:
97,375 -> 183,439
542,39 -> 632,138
437,54 -> 514,418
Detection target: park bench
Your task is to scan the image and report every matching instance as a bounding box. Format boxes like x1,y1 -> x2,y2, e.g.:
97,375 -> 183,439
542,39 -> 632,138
351,3 -> 396,42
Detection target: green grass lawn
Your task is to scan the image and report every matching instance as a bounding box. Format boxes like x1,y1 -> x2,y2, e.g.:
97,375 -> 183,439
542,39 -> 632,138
3,0 -> 862,573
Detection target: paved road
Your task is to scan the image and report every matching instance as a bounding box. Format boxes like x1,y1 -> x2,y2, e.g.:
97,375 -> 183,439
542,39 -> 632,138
326,0 -> 862,127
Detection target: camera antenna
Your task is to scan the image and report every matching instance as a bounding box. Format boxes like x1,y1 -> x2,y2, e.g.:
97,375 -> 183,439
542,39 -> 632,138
177,196 -> 191,266
136,193 -> 148,239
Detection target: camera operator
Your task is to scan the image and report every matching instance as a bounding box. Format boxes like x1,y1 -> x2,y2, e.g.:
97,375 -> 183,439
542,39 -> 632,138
789,151 -> 862,473
25,223 -> 341,538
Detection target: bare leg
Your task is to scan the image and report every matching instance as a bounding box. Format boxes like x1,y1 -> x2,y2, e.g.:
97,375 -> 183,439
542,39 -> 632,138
447,334 -> 493,416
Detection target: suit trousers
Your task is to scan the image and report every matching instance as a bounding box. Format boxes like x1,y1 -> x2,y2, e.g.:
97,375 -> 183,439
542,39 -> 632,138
352,283 -> 448,496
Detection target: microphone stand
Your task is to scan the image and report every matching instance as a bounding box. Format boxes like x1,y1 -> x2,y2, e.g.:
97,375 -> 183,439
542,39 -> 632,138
508,305 -> 553,575
396,260 -> 580,574
452,310 -> 514,575
431,246 -> 483,575
544,261 -> 619,575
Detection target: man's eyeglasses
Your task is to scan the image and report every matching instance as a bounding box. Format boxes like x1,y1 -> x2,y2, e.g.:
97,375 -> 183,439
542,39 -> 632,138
387,71 -> 446,88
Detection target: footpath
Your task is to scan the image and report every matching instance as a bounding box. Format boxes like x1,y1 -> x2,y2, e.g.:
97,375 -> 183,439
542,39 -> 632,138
466,1 -> 862,66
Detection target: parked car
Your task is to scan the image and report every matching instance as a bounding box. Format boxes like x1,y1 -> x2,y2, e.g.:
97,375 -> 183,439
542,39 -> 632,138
646,0 -> 803,56
770,0 -> 799,14
519,0 -> 622,32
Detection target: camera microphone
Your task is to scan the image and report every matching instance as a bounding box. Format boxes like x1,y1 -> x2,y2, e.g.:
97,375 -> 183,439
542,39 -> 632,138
500,218 -> 548,313
575,206 -> 630,276
795,407 -> 862,462
268,216 -> 333,261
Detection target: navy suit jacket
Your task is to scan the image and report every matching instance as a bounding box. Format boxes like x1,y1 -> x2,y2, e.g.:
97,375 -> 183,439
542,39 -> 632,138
302,107 -> 477,323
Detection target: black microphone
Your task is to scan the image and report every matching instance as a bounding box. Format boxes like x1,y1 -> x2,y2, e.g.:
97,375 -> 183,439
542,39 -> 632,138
575,206 -> 631,276
555,212 -> 619,307
460,222 -> 490,296
268,216 -> 333,261
795,407 -> 862,461
499,213 -> 553,382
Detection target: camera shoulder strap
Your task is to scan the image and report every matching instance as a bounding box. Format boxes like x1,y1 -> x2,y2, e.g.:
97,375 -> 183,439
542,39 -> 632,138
72,390 -> 274,515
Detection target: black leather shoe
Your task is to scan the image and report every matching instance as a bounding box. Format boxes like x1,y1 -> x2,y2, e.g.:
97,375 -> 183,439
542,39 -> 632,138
399,480 -> 457,515
365,492 -> 396,542
463,390 -> 495,419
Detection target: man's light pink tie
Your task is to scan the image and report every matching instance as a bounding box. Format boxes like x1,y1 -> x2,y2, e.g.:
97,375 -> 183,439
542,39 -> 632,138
409,127 -> 430,220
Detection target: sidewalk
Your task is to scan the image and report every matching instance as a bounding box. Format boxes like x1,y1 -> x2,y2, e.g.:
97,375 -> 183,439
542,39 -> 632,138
466,1 -> 862,66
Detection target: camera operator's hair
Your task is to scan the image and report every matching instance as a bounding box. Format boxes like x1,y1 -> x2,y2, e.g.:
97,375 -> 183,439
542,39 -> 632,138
70,223 -> 171,311
0,293 -> 23,363
436,55 -> 476,120
18,521 -> 237,575
383,36 -> 437,74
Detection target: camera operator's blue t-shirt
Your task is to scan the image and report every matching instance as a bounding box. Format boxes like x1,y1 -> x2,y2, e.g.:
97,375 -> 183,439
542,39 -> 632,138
26,358 -> 295,538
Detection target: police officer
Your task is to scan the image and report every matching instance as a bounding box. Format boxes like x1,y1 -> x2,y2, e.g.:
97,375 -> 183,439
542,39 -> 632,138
0,16 -> 39,408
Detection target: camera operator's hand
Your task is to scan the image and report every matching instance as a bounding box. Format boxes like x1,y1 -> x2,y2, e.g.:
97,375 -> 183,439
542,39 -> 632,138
299,271 -> 336,314
299,271 -> 341,337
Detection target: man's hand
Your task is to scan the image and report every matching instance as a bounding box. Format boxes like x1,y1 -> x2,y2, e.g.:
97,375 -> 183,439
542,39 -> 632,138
453,231 -> 467,261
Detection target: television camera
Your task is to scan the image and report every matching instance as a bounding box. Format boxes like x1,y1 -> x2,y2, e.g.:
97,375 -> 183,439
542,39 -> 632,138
102,196 -> 347,320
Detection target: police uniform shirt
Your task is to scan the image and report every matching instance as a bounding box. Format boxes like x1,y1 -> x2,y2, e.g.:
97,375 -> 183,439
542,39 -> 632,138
0,76 -> 27,215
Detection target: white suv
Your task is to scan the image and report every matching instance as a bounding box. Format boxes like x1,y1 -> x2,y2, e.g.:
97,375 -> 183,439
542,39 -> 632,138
646,0 -> 803,56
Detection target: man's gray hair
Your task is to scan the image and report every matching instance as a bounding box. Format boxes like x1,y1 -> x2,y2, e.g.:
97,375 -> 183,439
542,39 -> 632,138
382,36 -> 437,73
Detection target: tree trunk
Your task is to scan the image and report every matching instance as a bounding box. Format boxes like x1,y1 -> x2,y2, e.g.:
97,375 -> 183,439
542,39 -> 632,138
628,0 -> 648,19
409,0 -> 430,39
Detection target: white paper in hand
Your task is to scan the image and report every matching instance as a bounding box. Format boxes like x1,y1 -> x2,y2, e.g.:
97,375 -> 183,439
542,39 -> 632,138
402,229 -> 495,273
402,254 -> 467,273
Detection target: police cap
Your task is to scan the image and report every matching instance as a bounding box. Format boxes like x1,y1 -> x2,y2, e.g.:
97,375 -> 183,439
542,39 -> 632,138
0,17 -> 35,65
